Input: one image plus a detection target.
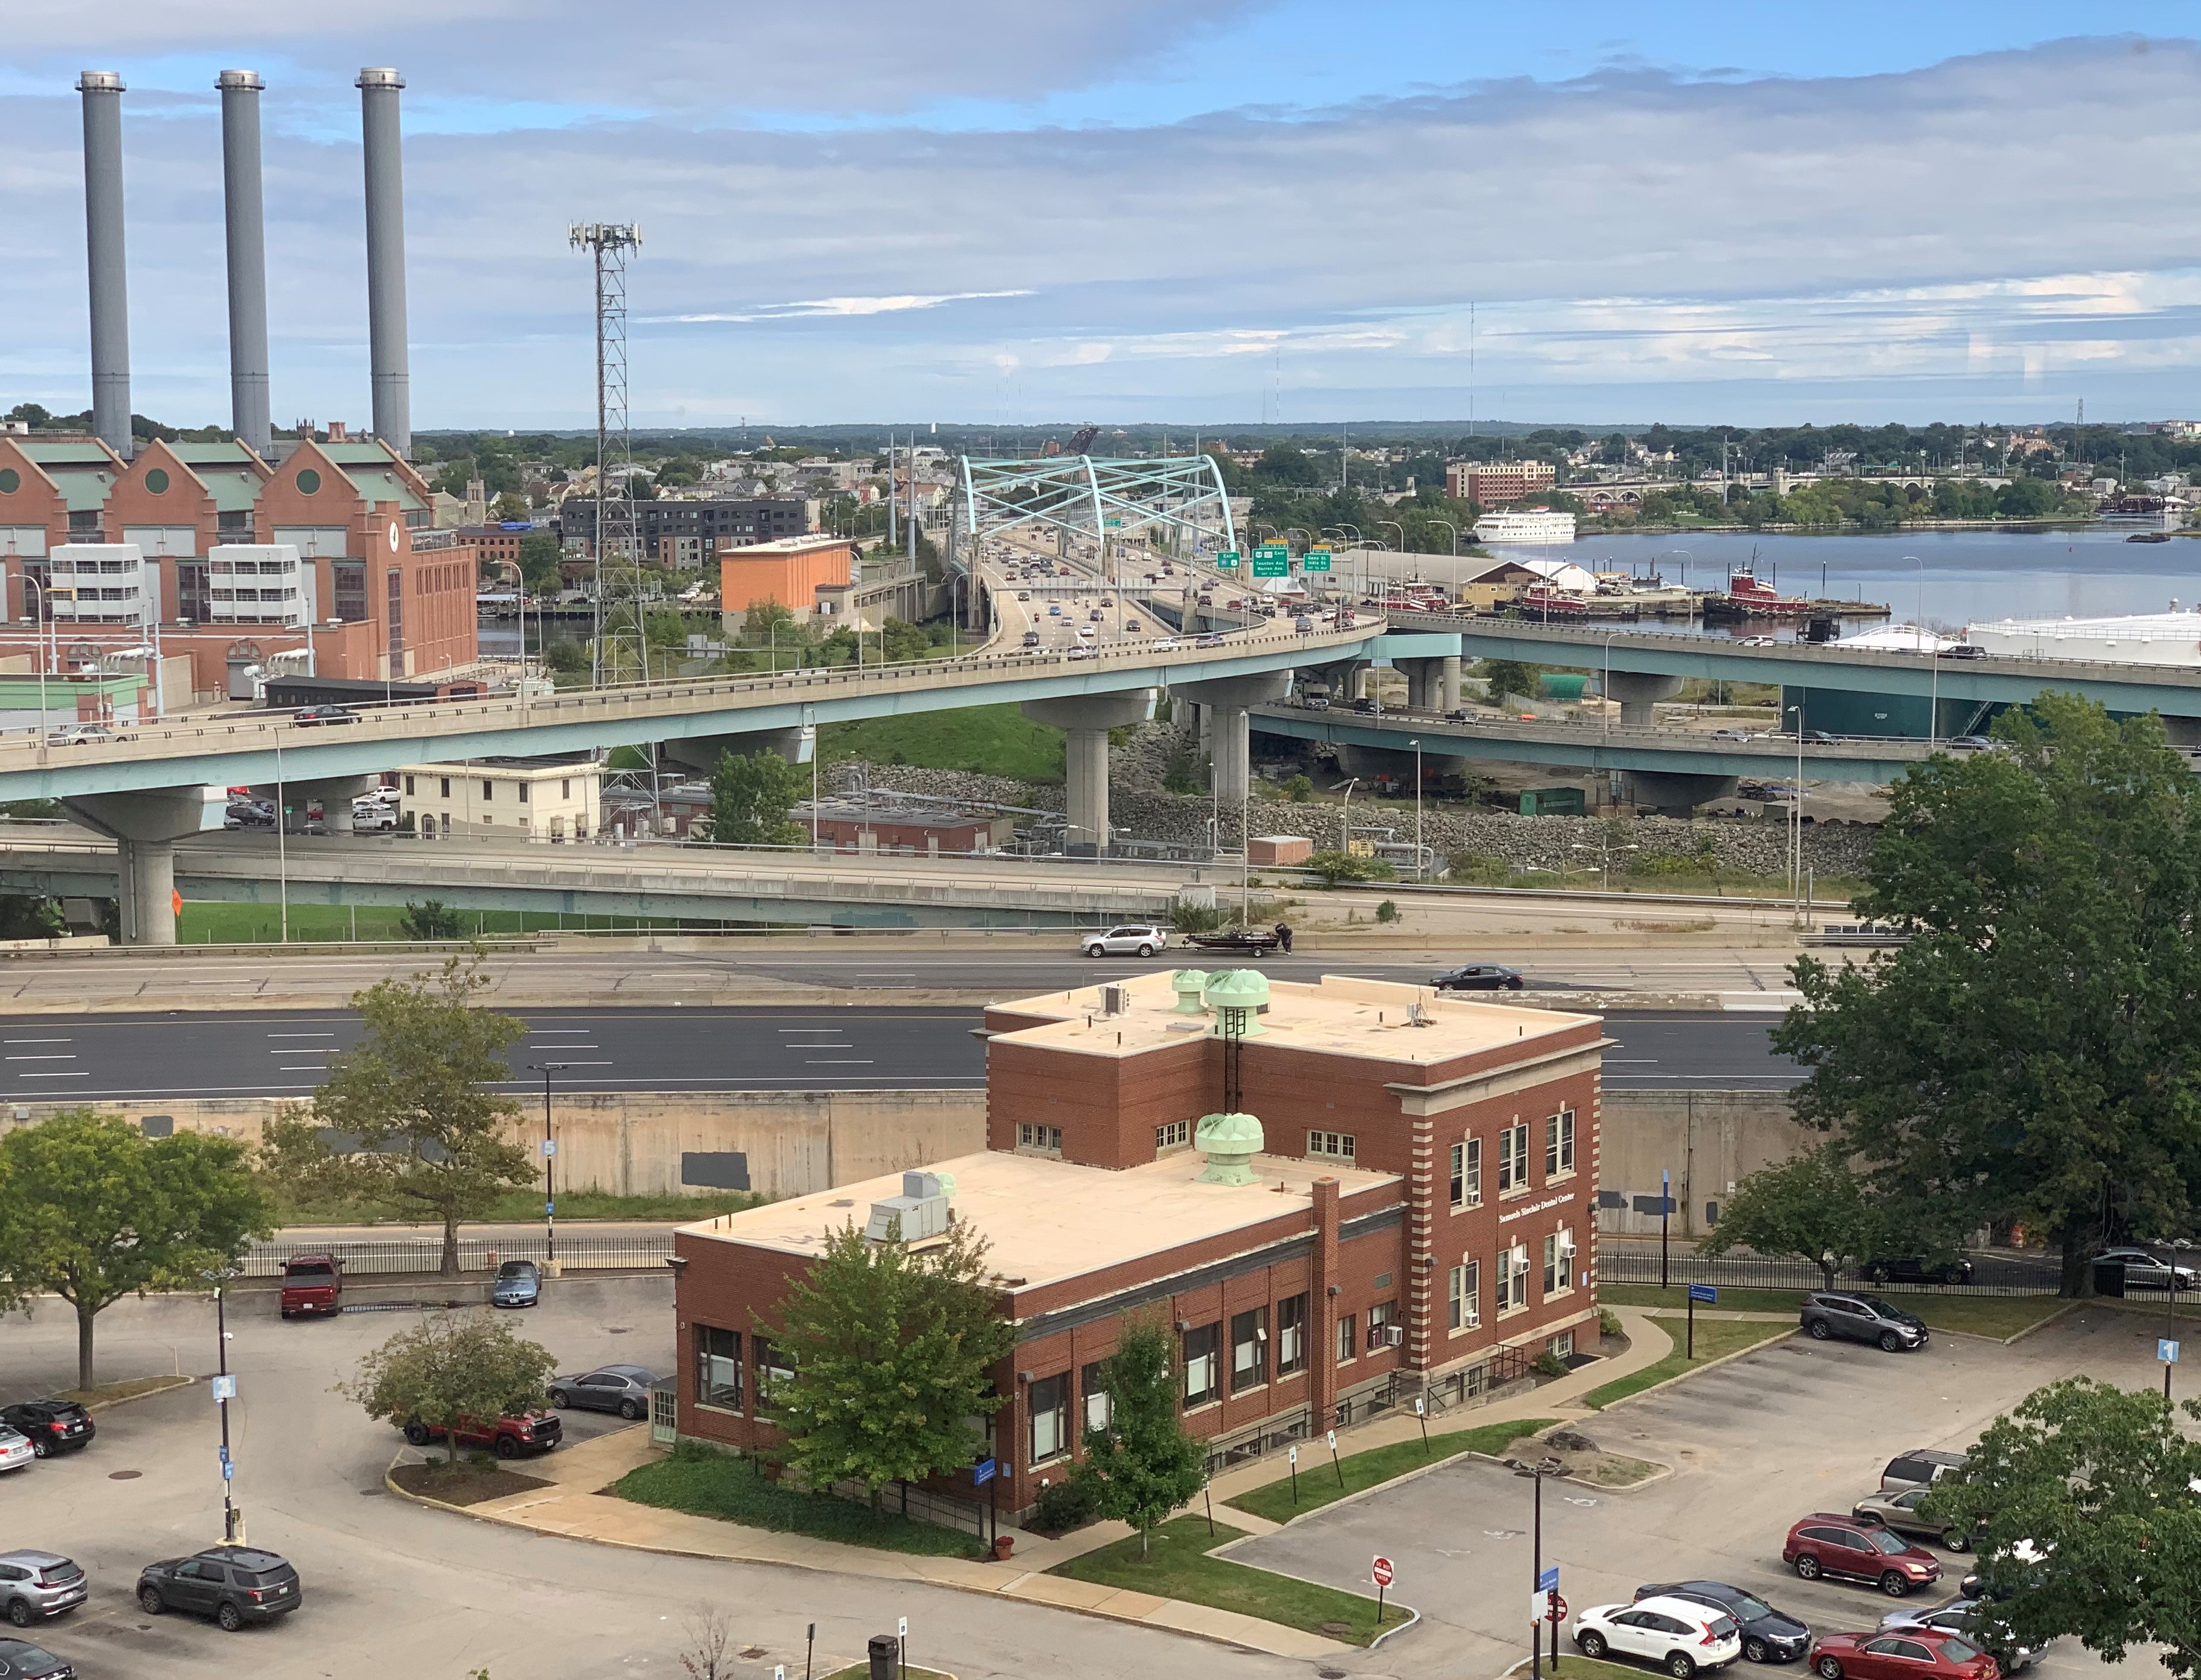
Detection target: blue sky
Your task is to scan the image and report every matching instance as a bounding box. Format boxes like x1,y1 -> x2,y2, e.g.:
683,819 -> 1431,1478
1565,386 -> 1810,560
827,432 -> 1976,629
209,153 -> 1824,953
5,3 -> 2201,431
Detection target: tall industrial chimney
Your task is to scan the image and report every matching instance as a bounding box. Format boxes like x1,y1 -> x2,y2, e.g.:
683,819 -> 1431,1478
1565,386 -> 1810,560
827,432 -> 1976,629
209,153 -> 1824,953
77,71 -> 132,458
356,67 -> 410,458
217,71 -> 272,458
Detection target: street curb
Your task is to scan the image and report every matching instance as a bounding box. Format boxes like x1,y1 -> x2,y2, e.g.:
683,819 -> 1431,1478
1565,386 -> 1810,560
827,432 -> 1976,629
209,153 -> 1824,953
380,1453 -> 1352,1661
1586,1328 -> 1799,1412
1217,1420 -> 1562,1536
65,1374 -> 197,1413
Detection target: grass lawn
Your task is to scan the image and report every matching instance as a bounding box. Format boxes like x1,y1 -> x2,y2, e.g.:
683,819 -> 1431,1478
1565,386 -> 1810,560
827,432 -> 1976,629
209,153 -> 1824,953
1048,1514 -> 1402,1647
612,1442 -> 987,1560
1599,1286 -> 2071,1342
1226,1416 -> 1558,1526
1583,1318 -> 1793,1410
821,704 -> 1065,784
272,1186 -> 764,1226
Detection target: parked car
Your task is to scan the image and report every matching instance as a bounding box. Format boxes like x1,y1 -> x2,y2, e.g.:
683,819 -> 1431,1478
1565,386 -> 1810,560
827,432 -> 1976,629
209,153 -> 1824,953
546,1365 -> 663,1419
291,705 -> 357,726
1635,1581 -> 1810,1665
1432,963 -> 1525,992
1881,1599 -> 2044,1672
1807,1628 -> 1996,1680
1081,924 -> 1168,959
1881,1450 -> 1969,1492
2096,1246 -> 2198,1291
0,1403 -> 93,1458
0,1431 -> 32,1476
1783,1513 -> 1943,1595
1852,1486 -> 1976,1551
0,1638 -> 74,1679
491,1259 -> 541,1308
1860,1256 -> 1974,1285
399,1408 -> 562,1459
137,1545 -> 303,1630
278,1255 -> 343,1319
0,1552 -> 86,1627
1958,1539 -> 2051,1603
1572,1593 -> 1743,1676
1799,1292 -> 1929,1352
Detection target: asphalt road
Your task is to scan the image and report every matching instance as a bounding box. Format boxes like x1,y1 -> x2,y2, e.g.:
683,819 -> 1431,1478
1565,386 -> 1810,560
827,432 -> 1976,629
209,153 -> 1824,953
0,1007 -> 1799,1102
0,1278 -> 1282,1680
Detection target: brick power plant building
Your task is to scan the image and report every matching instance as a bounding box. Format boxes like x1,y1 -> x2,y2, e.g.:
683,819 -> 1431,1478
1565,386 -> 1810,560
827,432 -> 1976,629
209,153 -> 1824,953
672,970 -> 1605,1522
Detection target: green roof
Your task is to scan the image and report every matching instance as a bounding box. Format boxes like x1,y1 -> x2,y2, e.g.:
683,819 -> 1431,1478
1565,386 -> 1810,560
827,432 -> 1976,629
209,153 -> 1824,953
170,442 -> 260,468
20,442 -> 114,464
320,443 -> 407,465
200,470 -> 264,515
57,470 -> 117,512
348,467 -> 427,513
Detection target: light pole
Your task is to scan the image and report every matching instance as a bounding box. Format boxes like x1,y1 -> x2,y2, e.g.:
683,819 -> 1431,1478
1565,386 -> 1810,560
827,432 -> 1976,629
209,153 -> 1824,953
2166,1239 -> 2194,1402
533,1061 -> 569,1268
1429,519 -> 1460,598
20,577 -> 48,740
200,1266 -> 241,1542
1784,703 -> 1805,915
273,730 -> 288,944
1408,738 -> 1423,879
1336,777 -> 1359,855
1512,1455 -> 1564,1678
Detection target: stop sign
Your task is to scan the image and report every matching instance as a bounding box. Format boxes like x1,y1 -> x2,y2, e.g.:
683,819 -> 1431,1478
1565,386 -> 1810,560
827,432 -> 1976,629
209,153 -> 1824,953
1548,1593 -> 1569,1624
1371,1555 -> 1395,1588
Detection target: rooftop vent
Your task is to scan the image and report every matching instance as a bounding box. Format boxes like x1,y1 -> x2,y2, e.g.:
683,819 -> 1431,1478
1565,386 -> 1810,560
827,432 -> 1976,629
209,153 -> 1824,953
1194,1111 -> 1264,1185
1203,969 -> 1269,1039
1172,969 -> 1210,1014
865,1168 -> 957,1244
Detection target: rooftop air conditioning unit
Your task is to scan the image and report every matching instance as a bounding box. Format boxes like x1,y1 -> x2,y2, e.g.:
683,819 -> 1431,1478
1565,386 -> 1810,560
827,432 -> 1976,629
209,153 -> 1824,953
865,1169 -> 956,1244
1101,983 -> 1129,1017
1384,1324 -> 1405,1348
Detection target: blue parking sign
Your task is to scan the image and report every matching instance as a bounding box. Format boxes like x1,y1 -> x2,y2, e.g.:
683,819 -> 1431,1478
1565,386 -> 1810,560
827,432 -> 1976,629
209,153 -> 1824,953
973,1457 -> 997,1486
2162,1338 -> 2181,1364
1688,1284 -> 1718,1305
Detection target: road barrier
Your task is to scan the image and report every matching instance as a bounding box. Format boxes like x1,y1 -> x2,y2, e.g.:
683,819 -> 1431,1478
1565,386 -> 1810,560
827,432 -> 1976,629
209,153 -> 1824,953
1600,1244 -> 2061,1297
243,1232 -> 673,1277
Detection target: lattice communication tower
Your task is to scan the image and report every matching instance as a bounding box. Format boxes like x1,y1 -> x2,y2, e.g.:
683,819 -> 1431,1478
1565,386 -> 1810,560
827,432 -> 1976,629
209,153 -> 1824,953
569,222 -> 643,683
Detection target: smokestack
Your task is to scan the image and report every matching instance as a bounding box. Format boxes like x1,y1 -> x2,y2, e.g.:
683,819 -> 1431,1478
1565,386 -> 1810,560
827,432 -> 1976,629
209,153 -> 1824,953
356,67 -> 410,459
217,71 -> 272,458
77,71 -> 132,459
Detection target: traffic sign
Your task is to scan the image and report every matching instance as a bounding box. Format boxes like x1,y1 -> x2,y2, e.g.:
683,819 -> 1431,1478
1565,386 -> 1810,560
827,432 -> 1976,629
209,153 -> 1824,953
218,1445 -> 230,1465
1371,1556 -> 1394,1588
1688,1284 -> 1718,1305
210,1375 -> 237,1402
1548,1593 -> 1568,1624
898,1617 -> 908,1639
544,1199 -> 556,1217
1217,550 -> 1240,569
972,1457 -> 997,1486
541,1138 -> 559,1157
222,1461 -> 234,1481
1252,554 -> 1288,579
1303,547 -> 1333,573
2163,1338 -> 2183,1364
1287,1445 -> 1299,1464
1538,1564 -> 1559,1592
1326,1430 -> 1337,1451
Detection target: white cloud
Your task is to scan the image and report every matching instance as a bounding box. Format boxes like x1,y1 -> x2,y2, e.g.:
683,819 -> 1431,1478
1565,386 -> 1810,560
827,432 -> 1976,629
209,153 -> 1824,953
656,291 -> 1033,324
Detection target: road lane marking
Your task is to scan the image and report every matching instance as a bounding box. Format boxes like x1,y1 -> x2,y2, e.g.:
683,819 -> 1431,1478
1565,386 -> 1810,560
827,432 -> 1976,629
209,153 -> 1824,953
4,1038 -> 71,1044
805,1059 -> 874,1065
14,1072 -> 89,1079
266,1032 -> 337,1038
6,1054 -> 75,1061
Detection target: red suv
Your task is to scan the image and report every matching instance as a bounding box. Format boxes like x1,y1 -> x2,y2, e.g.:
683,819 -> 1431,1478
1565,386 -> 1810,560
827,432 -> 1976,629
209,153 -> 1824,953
1784,1514 -> 1941,1596
1809,1629 -> 1997,1680
401,1410 -> 561,1459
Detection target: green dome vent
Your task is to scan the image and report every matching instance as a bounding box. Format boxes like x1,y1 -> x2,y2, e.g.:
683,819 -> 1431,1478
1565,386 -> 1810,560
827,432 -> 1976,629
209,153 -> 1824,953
1194,1111 -> 1265,1184
1204,969 -> 1269,1038
1171,970 -> 1210,1014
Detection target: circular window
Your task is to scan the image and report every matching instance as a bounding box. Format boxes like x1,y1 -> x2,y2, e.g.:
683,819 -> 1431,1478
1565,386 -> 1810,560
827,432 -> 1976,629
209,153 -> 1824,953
0,469 -> 17,495
144,467 -> 170,494
296,468 -> 322,495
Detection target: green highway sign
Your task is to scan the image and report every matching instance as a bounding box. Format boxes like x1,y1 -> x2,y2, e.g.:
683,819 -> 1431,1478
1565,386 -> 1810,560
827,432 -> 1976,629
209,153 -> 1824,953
1303,547 -> 1333,572
1217,550 -> 1240,569
1252,554 -> 1289,578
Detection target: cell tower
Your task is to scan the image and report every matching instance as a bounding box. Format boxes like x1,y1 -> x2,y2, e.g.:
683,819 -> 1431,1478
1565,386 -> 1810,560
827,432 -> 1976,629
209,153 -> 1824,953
569,221 -> 643,683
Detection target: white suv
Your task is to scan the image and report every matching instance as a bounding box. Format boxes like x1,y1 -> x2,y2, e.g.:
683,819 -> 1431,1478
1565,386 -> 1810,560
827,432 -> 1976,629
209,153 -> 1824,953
1574,1594 -> 1742,1678
1081,925 -> 1168,958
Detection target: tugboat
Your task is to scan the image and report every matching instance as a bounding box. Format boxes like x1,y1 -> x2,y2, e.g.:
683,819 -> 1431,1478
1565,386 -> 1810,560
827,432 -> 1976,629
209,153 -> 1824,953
1702,558 -> 1813,622
1517,585 -> 1591,619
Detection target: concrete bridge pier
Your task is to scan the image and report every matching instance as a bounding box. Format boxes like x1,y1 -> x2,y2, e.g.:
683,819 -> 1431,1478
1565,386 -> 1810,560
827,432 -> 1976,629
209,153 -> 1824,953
1396,656 -> 1462,713
1624,770 -> 1740,818
661,727 -> 816,779
1604,670 -> 1685,727
267,776 -> 378,834
1176,672 -> 1292,806
60,786 -> 223,945
1019,691 -> 1154,855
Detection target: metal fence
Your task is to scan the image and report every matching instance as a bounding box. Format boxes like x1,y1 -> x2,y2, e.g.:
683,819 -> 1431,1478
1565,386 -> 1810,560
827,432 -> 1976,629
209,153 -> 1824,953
831,1478 -> 988,1540
241,1233 -> 674,1279
1599,1245 -> 2061,1297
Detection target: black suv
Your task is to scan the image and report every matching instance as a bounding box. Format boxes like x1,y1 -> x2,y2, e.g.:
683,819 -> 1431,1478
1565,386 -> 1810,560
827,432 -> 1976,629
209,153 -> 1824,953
1800,1291 -> 1929,1352
137,1547 -> 301,1631
1635,1580 -> 1809,1664
0,1405 -> 92,1459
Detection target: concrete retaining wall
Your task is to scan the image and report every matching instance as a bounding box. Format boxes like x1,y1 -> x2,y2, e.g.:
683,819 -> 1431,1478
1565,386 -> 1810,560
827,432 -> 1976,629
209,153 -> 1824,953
1598,1089 -> 1805,1239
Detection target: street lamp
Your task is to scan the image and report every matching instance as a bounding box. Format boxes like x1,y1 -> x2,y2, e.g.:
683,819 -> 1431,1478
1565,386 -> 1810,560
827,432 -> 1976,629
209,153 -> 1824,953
533,1062 -> 570,1269
1573,837 -> 1637,893
200,1266 -> 241,1542
1334,777 -> 1359,855
1407,739 -> 1423,880
1511,1455 -> 1565,1678
2165,1238 -> 2195,1401
1784,703 -> 1806,915
20,576 -> 49,739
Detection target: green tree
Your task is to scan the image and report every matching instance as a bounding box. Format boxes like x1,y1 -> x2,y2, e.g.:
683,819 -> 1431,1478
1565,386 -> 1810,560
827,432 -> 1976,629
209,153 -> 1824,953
1283,774 -> 1314,802
491,491 -> 530,522
1306,849 -> 1397,885
702,749 -> 807,847
1699,1144 -> 1890,1288
1774,696 -> 2201,1294
1251,444 -> 1318,486
259,955 -> 532,1276
1072,1319 -> 1205,1555
543,639 -> 587,674
761,1216 -> 1013,1508
345,1313 -> 559,1465
400,899 -> 462,941
0,1109 -> 271,1387
517,532 -> 563,593
1921,1378 -> 2201,1677
1480,659 -> 1544,705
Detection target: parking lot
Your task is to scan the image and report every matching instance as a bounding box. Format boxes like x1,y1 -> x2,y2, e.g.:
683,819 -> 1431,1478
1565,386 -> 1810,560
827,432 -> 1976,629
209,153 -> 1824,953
1236,1306 -> 2171,1678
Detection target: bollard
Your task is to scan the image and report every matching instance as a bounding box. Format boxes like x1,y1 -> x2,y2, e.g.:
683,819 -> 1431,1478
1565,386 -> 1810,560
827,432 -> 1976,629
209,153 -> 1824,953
868,1634 -> 899,1680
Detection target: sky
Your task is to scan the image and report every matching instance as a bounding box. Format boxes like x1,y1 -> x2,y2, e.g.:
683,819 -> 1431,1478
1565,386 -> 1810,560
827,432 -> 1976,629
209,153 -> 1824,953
6,2 -> 2201,433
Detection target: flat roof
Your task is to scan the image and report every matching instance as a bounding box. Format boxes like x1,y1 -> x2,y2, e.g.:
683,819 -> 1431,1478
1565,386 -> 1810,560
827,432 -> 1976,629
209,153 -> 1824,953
720,535 -> 846,554
680,1147 -> 1397,1293
990,970 -> 1600,1072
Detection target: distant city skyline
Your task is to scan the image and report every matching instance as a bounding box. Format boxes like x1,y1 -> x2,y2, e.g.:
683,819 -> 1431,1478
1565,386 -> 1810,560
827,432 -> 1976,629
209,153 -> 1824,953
4,5 -> 2201,431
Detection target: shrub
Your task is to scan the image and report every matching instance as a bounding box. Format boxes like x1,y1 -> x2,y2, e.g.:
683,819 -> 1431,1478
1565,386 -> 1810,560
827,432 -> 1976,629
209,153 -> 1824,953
401,899 -> 462,940
1532,1350 -> 1571,1379
1448,851 -> 1514,885
1598,1307 -> 1624,1340
1170,901 -> 1226,935
1306,850 -> 1397,885
1031,1477 -> 1098,1535
1283,774 -> 1314,803
1374,900 -> 1399,923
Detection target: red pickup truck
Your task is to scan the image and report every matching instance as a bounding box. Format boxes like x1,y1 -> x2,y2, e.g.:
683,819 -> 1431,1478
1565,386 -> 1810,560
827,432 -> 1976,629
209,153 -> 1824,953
279,1255 -> 343,1318
401,1409 -> 562,1459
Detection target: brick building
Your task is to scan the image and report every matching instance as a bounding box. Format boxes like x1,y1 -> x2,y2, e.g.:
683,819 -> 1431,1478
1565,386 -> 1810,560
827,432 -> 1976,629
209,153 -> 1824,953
672,970 -> 1604,1521
717,535 -> 854,625
560,496 -> 814,560
0,433 -> 477,701
1446,461 -> 1557,505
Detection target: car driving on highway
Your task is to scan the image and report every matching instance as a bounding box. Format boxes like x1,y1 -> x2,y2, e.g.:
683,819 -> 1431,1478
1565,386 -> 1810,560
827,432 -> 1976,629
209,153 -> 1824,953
1080,925 -> 1168,958
1431,963 -> 1524,991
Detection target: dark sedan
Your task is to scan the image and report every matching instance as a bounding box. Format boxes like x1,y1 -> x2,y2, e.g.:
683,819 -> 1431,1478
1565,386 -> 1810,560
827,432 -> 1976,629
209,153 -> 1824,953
0,1638 -> 73,1679
1432,963 -> 1525,992
0,1404 -> 92,1459
546,1365 -> 663,1419
291,705 -> 357,726
1638,1581 -> 1810,1665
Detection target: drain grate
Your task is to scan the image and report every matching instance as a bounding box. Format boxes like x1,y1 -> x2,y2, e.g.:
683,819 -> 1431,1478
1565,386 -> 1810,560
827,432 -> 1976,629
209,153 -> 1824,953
739,1649 -> 769,1661
1320,1669 -> 1349,1678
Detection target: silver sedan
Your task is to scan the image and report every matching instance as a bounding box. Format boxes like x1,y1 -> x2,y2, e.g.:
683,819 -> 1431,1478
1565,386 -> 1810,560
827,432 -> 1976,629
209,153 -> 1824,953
544,1365 -> 663,1419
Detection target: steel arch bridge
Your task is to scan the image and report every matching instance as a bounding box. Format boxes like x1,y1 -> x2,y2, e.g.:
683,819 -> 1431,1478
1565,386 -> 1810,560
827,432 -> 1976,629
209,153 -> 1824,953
953,454 -> 1236,566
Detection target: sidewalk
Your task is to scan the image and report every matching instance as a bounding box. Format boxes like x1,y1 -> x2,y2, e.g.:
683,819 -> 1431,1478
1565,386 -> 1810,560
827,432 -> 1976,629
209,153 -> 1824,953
385,1309 -> 1677,1659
